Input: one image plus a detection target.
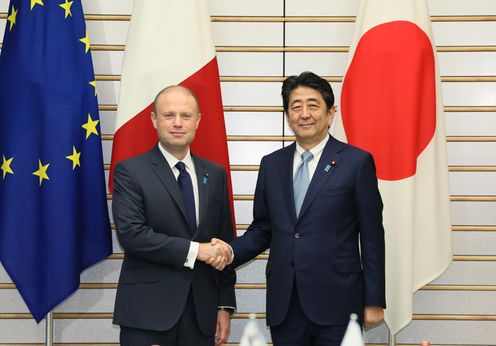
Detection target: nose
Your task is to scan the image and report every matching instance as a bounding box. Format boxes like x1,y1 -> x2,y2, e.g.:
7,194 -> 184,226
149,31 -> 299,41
172,114 -> 182,127
300,105 -> 311,118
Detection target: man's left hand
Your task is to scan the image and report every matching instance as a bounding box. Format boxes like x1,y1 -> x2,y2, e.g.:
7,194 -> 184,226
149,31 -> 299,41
215,310 -> 231,346
363,306 -> 384,329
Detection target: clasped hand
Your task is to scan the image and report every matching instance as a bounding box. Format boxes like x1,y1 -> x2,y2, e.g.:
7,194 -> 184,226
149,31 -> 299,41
197,238 -> 232,270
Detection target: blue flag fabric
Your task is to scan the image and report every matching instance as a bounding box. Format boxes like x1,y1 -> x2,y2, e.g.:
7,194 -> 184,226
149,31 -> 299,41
0,0 -> 112,322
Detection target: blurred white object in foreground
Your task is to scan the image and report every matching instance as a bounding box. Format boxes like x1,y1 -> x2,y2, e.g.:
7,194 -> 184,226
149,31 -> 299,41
240,313 -> 267,346
340,313 -> 365,346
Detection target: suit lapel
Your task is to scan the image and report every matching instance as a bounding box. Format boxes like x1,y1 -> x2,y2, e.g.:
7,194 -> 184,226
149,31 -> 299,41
297,136 -> 343,221
148,146 -> 190,229
192,154 -> 208,238
282,143 -> 298,224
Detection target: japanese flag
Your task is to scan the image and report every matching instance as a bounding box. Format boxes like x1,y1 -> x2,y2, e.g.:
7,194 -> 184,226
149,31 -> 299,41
334,0 -> 452,334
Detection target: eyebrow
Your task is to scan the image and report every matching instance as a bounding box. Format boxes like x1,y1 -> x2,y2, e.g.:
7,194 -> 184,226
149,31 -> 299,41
306,98 -> 320,103
291,98 -> 320,105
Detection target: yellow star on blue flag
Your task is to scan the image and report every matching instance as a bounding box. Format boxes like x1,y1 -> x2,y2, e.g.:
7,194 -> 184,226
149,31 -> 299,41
0,0 -> 112,323
59,0 -> 73,18
7,5 -> 18,31
1,155 -> 14,179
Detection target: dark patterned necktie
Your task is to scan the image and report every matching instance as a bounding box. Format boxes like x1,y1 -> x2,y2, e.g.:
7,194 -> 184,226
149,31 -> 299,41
175,161 -> 196,230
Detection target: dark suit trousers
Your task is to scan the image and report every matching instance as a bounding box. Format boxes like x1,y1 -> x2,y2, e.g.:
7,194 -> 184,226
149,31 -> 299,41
270,282 -> 349,346
120,291 -> 215,346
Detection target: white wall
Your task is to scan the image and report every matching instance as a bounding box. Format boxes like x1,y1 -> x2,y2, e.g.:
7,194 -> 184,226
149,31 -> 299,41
0,0 -> 495,344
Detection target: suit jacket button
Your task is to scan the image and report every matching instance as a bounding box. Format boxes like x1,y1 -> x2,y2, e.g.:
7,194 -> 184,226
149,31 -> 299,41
294,233 -> 301,239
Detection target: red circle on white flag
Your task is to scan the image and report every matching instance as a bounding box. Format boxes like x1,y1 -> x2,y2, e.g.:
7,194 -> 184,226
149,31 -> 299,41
341,21 -> 436,181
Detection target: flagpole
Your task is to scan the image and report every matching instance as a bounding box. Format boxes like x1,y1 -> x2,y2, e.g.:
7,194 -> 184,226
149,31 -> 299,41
388,328 -> 395,346
45,310 -> 53,346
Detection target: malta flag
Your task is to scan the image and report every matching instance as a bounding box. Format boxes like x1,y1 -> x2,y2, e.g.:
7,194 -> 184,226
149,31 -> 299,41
109,0 -> 234,220
334,0 -> 452,334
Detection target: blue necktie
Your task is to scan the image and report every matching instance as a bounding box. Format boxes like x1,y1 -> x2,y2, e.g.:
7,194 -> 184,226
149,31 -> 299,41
293,150 -> 313,217
176,162 -> 197,230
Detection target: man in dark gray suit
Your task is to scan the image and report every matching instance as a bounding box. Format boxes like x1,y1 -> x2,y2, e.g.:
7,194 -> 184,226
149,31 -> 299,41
112,85 -> 236,346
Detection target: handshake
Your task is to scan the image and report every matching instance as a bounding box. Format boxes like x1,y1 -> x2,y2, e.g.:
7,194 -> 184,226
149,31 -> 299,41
197,238 -> 232,270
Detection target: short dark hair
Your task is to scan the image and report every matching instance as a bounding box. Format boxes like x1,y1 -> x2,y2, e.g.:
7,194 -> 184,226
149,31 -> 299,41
281,72 -> 335,113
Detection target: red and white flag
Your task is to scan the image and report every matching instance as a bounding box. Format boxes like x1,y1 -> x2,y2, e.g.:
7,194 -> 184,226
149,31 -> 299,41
109,0 -> 234,223
334,0 -> 452,334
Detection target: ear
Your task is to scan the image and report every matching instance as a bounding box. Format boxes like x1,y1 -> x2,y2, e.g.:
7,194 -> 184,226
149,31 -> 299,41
195,112 -> 202,129
151,112 -> 158,129
327,106 -> 337,127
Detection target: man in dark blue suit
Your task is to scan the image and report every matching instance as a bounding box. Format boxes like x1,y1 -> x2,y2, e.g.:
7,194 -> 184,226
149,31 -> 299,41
214,72 -> 386,345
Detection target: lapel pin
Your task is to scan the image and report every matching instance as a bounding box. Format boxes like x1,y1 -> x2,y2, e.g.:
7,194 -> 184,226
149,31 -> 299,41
324,160 -> 337,172
203,174 -> 208,185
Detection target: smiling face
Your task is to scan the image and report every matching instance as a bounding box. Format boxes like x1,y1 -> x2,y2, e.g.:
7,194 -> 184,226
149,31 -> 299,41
151,86 -> 201,159
286,86 -> 336,150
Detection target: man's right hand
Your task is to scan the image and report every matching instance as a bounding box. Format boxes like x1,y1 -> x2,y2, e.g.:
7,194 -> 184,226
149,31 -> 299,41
197,242 -> 229,270
208,238 -> 233,266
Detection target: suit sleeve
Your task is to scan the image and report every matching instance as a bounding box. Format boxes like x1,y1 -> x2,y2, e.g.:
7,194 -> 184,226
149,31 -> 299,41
356,153 -> 386,308
230,156 -> 272,267
216,169 -> 237,308
112,162 -> 190,268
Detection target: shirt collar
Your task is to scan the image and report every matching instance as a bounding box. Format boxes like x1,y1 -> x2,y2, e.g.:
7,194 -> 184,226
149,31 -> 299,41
157,143 -> 194,171
295,134 -> 329,158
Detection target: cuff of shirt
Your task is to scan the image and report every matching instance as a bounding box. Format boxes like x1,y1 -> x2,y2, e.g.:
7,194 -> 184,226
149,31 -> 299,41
226,243 -> 234,265
217,306 -> 236,315
184,241 -> 199,269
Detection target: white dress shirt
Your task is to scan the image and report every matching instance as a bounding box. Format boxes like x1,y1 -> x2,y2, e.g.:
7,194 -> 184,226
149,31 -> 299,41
293,134 -> 330,181
157,143 -> 199,269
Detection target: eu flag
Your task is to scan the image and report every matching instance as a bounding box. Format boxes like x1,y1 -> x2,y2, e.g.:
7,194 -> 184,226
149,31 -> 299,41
0,0 -> 112,322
